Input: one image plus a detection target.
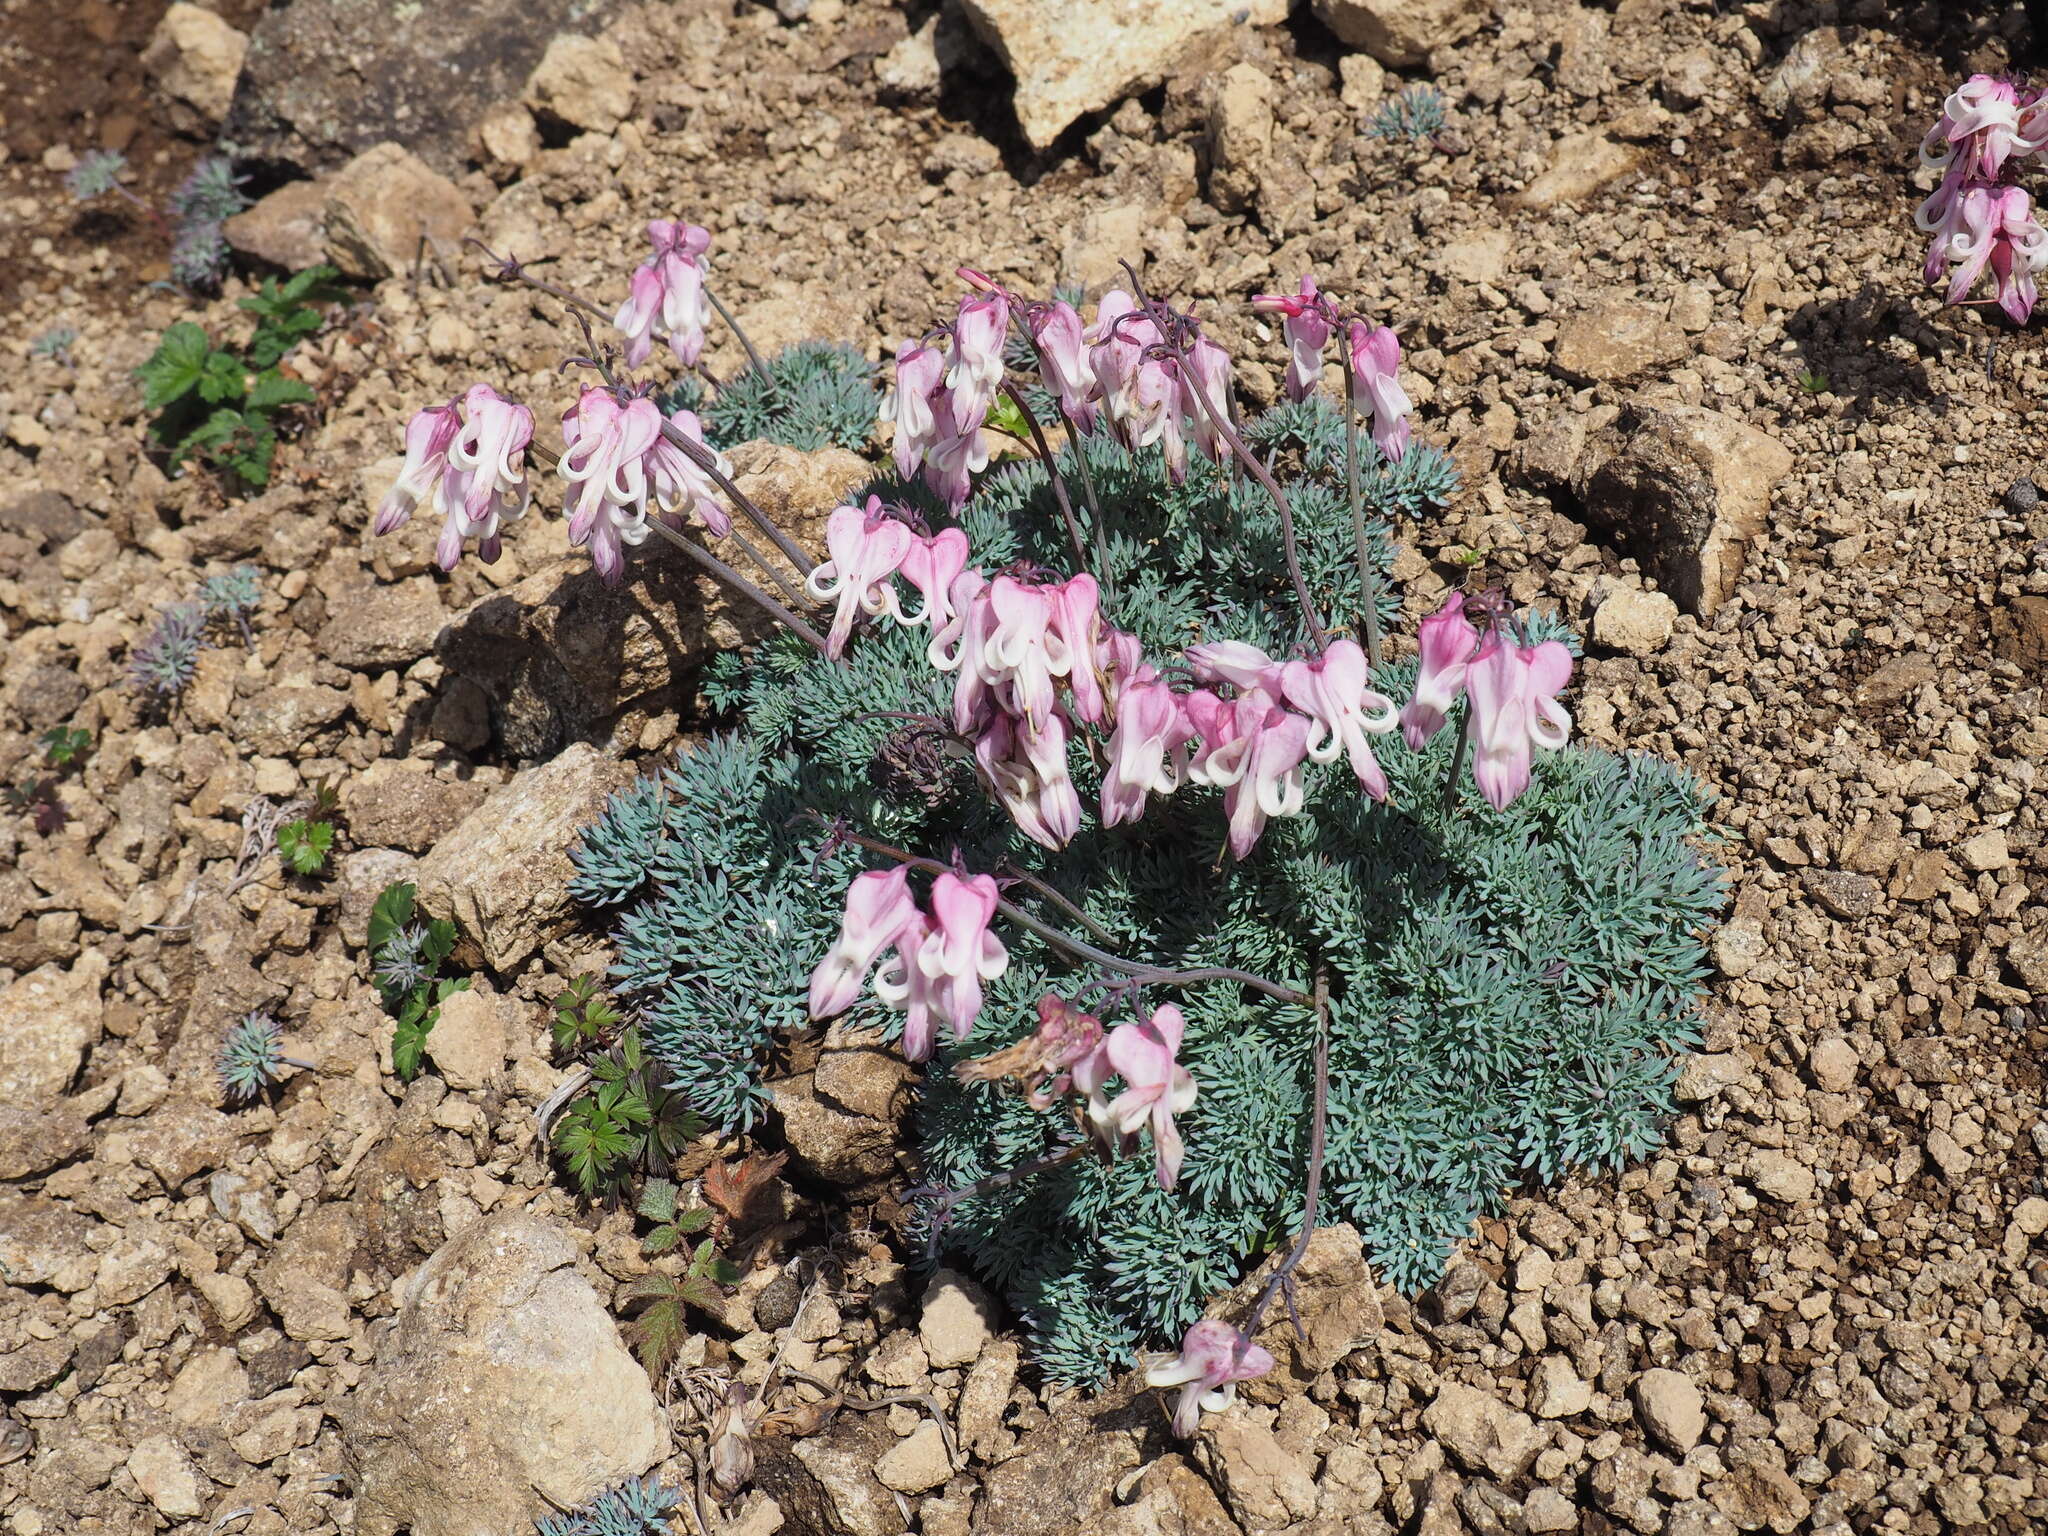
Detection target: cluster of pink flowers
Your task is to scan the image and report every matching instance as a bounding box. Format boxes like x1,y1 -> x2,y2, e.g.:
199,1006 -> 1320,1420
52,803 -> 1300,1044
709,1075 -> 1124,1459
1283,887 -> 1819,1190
808,866 -> 1009,1062
883,289 -> 1010,508
372,384 -> 535,571
614,220 -> 713,369
1252,275 -> 1410,463
1403,595 -> 1573,811
1917,75 -> 2048,322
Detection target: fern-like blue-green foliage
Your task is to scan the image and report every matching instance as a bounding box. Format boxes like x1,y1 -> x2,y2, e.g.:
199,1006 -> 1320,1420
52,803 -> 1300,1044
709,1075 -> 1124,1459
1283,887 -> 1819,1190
660,341 -> 876,452
533,1477 -> 680,1536
572,392 -> 1720,1385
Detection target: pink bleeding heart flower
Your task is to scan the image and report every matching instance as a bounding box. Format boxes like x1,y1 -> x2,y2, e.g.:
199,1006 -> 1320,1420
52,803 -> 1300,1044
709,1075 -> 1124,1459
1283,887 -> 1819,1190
1401,593 -> 1483,751
439,384 -> 534,567
615,220 -> 713,369
921,426 -> 990,513
1048,575 -> 1104,725
1253,274 -> 1332,402
559,387 -> 666,584
974,709 -> 1082,850
983,576 -> 1065,730
1345,320 -> 1412,465
374,400 -> 462,536
804,498 -> 916,659
1919,75 -> 2035,183
1180,335 -> 1234,470
1101,677 -> 1189,828
885,342 -> 947,480
1090,291 -> 1165,449
1145,1320 -> 1275,1438
646,408 -> 732,538
1027,300 -> 1098,428
1074,1003 -> 1199,1190
945,290 -> 1010,437
1920,181 -> 2048,323
1187,689 -> 1313,860
1464,639 -> 1574,811
1186,640 -> 1285,695
1279,639 -> 1398,801
888,526 -> 973,629
916,871 -> 1008,1047
808,868 -> 920,1019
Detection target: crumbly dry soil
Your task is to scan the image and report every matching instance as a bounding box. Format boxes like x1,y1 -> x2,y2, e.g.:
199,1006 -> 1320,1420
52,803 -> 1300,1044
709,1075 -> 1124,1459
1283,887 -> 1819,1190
2,1 -> 2046,1535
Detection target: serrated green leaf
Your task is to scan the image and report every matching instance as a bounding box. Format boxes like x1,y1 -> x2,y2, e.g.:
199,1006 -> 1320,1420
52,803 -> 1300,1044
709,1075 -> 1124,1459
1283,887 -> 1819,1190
641,1223 -> 682,1257
637,1177 -> 679,1223
196,350 -> 247,404
247,370 -> 315,414
368,881 -> 416,953
393,1013 -> 432,1081
276,818 -> 333,876
672,1205 -> 713,1234
434,976 -> 470,1002
138,323 -> 211,411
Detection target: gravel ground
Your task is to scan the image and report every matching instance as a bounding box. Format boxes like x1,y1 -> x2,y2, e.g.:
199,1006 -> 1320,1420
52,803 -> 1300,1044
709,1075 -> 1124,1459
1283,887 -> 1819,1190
1,2 -> 2044,1535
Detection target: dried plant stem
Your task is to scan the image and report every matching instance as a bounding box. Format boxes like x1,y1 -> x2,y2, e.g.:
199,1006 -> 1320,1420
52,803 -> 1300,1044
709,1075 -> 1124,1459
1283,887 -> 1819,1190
466,238 -> 613,323
703,284 -> 772,383
1000,380 -> 1090,577
1341,331 -> 1383,670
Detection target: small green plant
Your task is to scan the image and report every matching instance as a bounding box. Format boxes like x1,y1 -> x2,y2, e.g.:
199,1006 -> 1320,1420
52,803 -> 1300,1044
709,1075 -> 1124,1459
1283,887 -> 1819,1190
67,150 -> 250,292
137,266 -> 344,488
200,565 -> 263,642
1367,84 -> 1448,144
30,325 -> 77,363
126,601 -> 208,702
276,780 -> 341,877
216,1011 -> 315,1104
367,881 -> 468,1081
4,727 -> 92,837
534,1475 -> 683,1536
552,1016 -> 703,1200
1798,368 -> 1830,395
552,974 -> 624,1054
619,1177 -> 740,1377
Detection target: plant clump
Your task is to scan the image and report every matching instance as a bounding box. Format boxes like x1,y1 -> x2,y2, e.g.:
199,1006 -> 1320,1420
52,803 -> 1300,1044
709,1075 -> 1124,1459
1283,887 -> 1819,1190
533,1476 -> 682,1536
661,340 -> 878,452
216,1011 -> 313,1104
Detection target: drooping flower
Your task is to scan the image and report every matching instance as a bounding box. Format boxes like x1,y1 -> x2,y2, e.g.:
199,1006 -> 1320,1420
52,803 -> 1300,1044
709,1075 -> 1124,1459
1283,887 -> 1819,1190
1400,593 -> 1482,750
804,498 -> 916,659
1463,639 -> 1574,810
1074,1003 -> 1199,1190
884,342 -> 948,480
808,868 -> 920,1019
1180,335 -> 1235,469
1090,291 -> 1169,451
1920,181 -> 2048,323
615,220 -> 713,369
982,576 -> 1065,730
1186,640 -> 1284,695
1345,320 -> 1411,464
1279,639 -> 1399,800
559,387 -> 666,583
917,871 -> 1009,1045
944,290 -> 1010,436
645,408 -> 732,537
1046,574 -> 1104,724
1145,1320 -> 1275,1438
1026,300 -> 1098,428
973,708 -> 1083,850
373,400 -> 461,535
888,526 -> 973,629
1186,689 -> 1313,860
1101,677 -> 1189,827
954,994 -> 1106,1111
1918,75 -> 2034,183
1252,274 -> 1332,402
437,385 -> 535,567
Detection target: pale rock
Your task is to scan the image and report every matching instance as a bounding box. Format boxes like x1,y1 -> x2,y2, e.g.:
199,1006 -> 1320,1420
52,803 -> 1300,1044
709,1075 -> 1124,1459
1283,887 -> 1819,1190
1338,54 -> 1388,115
1212,1224 -> 1383,1393
127,1435 -> 208,1521
1712,918 -> 1765,979
2006,928 -> 2048,993
169,1348 -> 252,1428
1807,1036 -> 1859,1094
1591,586 -> 1678,656
2013,1197 -> 2048,1236
196,1271 -> 259,1331
1422,1382 -> 1542,1479
143,3 -> 249,127
266,1270 -> 353,1342
1958,829 -> 2010,872
1675,1052 -> 1750,1103
1528,1355 -> 1594,1418
874,1421 -> 950,1494
1710,1461 -> 1811,1533
723,288 -> 871,369
233,1405 -> 321,1464
1554,300 -> 1688,384
342,761 -> 488,854
415,744 -> 634,971
1660,47 -> 1719,111
1804,869 -> 1878,920
875,18 -> 942,100
1748,1150 -> 1815,1204
125,1096 -> 241,1190
524,34 -> 634,134
1206,64 -> 1272,216
427,989 -> 511,1091
864,1331 -> 930,1389
956,0 -> 1288,151
0,951 -> 106,1100
1195,1417 -> 1319,1529
785,1421 -> 900,1536
770,1045 -> 907,1187
95,1227 -> 175,1305
919,1269 -> 998,1370
1634,1368 -> 1706,1452
1573,401 -> 1794,617
0,1196 -> 97,1287
1311,0 -> 1487,68
1514,132 -> 1639,210
225,179 -> 329,272
1926,1127 -> 1971,1180
324,143 -> 475,281
1439,229 -> 1512,287
1524,1486 -> 1580,1532
956,1337 -> 1020,1458
475,104 -> 541,181
346,1212 -> 664,1536
1757,26 -> 1840,121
